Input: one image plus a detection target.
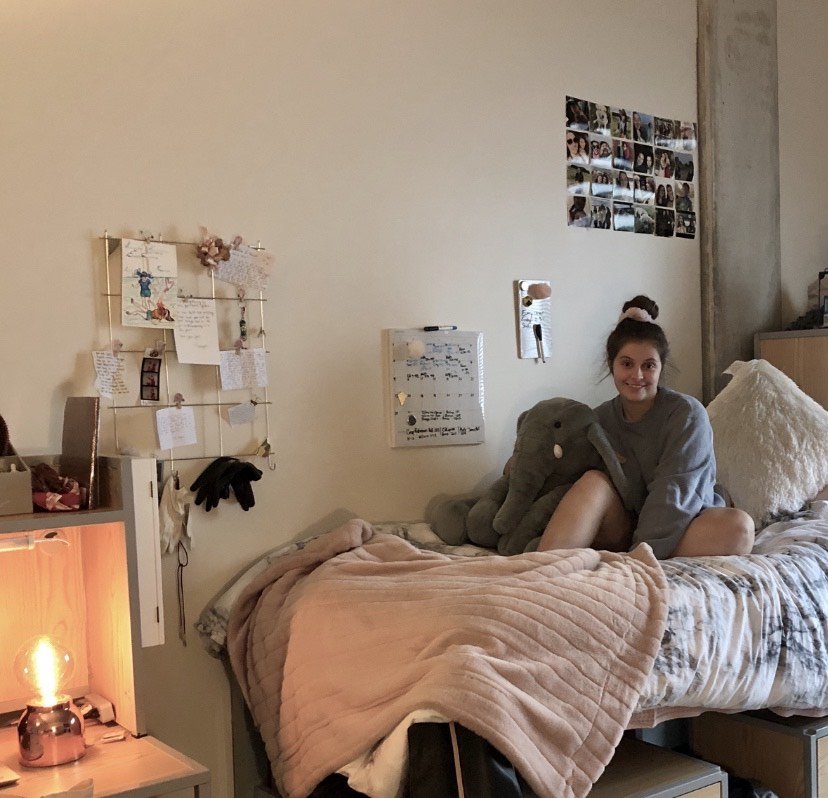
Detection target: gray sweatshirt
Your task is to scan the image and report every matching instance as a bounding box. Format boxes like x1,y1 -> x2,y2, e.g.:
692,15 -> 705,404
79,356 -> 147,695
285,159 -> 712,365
595,387 -> 724,559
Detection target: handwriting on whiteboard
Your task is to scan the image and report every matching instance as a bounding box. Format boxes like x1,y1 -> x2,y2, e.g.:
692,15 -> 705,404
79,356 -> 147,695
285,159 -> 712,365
388,330 -> 485,447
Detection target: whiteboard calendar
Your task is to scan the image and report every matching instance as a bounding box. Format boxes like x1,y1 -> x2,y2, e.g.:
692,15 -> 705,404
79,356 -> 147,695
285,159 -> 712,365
386,329 -> 485,448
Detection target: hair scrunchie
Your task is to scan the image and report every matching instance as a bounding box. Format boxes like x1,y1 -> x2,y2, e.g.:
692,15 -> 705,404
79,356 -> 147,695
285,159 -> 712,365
618,307 -> 654,324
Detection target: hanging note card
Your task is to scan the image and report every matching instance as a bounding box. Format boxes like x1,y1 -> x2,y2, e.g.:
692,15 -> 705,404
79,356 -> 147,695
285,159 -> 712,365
174,298 -> 221,365
215,244 -> 273,294
155,406 -> 197,450
92,351 -> 129,399
120,238 -> 179,329
386,329 -> 485,448
227,401 -> 256,426
219,349 -> 268,390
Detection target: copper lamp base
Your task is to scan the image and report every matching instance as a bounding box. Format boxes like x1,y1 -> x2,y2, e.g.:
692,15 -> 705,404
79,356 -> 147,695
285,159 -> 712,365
17,696 -> 86,767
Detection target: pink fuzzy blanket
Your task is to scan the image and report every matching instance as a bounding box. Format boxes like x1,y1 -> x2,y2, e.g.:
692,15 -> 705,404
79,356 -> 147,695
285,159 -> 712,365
228,519 -> 667,798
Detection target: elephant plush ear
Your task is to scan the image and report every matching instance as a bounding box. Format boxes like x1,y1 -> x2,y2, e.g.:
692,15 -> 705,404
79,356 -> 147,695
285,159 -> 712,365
515,409 -> 529,432
586,421 -> 631,509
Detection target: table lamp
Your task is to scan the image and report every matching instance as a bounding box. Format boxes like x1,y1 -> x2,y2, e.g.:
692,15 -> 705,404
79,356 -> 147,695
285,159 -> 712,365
15,635 -> 85,767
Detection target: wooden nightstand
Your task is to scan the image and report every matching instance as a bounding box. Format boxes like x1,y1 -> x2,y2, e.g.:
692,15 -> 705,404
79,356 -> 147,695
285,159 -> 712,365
691,711 -> 828,798
755,328 -> 828,408
0,724 -> 210,797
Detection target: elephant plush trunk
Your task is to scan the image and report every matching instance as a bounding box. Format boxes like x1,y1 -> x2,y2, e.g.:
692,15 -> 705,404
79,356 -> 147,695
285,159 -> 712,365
492,444 -> 560,536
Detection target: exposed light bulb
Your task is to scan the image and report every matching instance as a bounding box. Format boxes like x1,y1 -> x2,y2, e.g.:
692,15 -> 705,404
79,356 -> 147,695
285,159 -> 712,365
14,635 -> 74,706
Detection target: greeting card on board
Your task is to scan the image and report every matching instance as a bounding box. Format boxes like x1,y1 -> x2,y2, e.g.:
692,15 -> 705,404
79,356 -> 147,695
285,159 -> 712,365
120,238 -> 179,328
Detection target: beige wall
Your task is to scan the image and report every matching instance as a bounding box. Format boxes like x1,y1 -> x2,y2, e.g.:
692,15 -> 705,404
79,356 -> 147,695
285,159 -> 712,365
0,2 -> 699,794
778,0 -> 828,321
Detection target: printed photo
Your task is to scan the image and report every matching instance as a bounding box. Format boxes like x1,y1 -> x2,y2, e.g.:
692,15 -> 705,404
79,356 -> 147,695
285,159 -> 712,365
675,181 -> 695,213
679,121 -> 697,151
633,143 -> 654,174
634,205 -> 656,234
589,102 -> 612,136
654,148 -> 674,178
590,199 -> 612,229
590,136 -> 613,168
613,170 -> 634,202
613,202 -> 635,232
632,111 -> 653,143
566,96 -> 590,131
654,117 -> 678,149
590,168 -> 613,198
611,107 -> 631,139
655,208 -> 675,237
566,195 -> 591,228
613,139 -> 633,171
675,211 -> 696,239
634,174 -> 656,205
566,131 -> 590,164
567,164 -> 591,195
140,350 -> 162,403
674,152 -> 695,181
655,179 -> 673,208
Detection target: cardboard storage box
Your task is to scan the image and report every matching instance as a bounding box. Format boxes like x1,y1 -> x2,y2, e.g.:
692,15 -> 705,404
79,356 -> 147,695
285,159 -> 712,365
0,454 -> 31,516
691,710 -> 828,798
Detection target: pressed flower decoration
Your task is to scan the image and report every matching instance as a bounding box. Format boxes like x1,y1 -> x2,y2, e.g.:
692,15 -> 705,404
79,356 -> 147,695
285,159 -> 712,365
196,226 -> 243,270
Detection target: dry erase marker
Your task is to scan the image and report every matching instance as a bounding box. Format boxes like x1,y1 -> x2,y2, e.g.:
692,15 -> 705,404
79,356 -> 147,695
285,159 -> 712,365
533,323 -> 546,363
423,325 -> 458,331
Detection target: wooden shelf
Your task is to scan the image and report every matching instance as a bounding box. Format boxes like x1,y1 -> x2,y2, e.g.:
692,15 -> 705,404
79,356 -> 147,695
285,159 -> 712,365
0,724 -> 209,797
589,738 -> 725,797
0,456 -> 163,732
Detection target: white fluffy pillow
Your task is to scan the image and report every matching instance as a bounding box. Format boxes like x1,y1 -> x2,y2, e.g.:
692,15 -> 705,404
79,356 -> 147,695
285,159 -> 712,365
706,359 -> 828,526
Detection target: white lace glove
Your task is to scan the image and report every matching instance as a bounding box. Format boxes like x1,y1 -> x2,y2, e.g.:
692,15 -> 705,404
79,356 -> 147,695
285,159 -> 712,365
159,474 -> 193,554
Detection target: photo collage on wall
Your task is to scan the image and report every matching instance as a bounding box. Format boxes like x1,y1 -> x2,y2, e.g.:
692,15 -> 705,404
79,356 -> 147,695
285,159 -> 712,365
565,96 -> 698,238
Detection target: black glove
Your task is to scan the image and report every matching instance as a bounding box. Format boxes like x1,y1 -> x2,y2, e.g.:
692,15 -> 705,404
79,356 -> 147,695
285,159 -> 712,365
190,458 -> 263,512
228,461 -> 263,511
190,457 -> 241,512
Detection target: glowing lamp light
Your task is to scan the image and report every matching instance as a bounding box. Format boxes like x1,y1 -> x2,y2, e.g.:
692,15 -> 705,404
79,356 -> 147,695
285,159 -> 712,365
14,635 -> 85,767
15,635 -> 73,706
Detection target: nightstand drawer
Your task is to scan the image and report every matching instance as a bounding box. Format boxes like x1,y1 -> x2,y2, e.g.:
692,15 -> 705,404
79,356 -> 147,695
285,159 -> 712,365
691,710 -> 828,798
589,738 -> 726,797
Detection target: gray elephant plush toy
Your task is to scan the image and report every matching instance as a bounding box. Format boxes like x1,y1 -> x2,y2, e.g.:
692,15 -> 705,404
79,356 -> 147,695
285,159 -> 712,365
431,398 -> 628,555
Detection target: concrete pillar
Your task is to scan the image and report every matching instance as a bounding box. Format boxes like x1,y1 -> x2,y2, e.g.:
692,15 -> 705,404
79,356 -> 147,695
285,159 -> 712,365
698,0 -> 782,400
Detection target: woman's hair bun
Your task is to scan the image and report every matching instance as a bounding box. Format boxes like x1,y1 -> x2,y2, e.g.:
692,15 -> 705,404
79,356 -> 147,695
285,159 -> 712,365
621,295 -> 659,321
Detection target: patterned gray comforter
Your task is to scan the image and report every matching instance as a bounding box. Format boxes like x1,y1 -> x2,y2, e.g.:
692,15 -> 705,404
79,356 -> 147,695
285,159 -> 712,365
198,500 -> 828,719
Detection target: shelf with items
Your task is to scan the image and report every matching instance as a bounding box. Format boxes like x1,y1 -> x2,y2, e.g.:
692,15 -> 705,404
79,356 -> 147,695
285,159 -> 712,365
0,456 -> 163,733
96,231 -> 276,472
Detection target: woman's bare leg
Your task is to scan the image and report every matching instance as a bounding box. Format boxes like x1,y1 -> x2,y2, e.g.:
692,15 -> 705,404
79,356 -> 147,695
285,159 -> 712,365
670,507 -> 755,557
536,470 -> 632,552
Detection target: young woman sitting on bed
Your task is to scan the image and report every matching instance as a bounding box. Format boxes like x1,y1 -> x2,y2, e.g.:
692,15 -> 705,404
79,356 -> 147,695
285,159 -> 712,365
537,294 -> 755,559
